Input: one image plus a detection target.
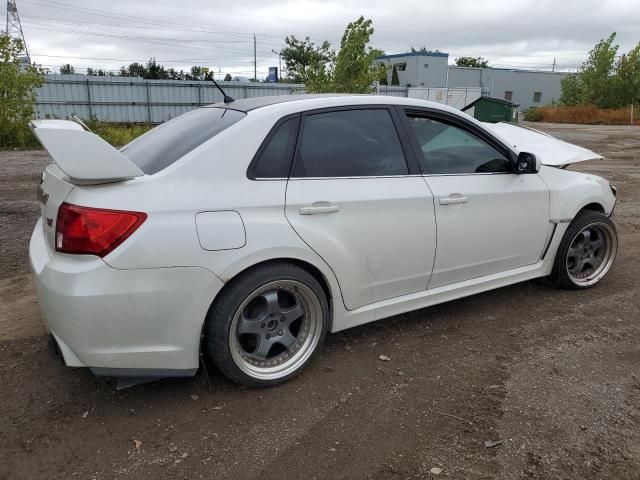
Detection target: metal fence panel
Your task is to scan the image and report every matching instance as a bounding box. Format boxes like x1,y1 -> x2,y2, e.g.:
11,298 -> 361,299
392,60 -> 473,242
35,74 -> 306,123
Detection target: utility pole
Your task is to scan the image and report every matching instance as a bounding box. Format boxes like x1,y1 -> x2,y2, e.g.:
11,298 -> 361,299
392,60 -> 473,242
6,0 -> 30,64
253,34 -> 257,81
552,57 -> 556,72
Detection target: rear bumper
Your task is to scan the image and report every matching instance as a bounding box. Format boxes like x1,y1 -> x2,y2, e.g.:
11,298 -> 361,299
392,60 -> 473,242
30,219 -> 224,374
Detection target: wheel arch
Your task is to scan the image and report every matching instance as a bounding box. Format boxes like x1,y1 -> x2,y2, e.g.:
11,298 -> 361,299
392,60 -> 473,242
579,202 -> 606,215
203,256 -> 338,336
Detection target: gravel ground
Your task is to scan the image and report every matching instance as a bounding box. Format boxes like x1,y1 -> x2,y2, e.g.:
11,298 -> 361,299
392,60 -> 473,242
0,123 -> 639,480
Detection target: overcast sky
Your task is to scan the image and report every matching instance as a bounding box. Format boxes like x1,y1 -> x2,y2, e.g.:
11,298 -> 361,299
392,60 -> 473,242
6,0 -> 640,78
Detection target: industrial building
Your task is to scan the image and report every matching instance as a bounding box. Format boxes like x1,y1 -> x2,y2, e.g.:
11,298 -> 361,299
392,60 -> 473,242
376,51 -> 568,109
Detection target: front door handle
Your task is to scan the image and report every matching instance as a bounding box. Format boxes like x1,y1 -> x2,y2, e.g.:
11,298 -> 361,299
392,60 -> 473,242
439,194 -> 469,205
299,202 -> 340,215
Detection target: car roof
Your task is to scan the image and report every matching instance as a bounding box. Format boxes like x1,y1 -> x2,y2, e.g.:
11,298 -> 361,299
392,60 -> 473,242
204,94 -> 353,113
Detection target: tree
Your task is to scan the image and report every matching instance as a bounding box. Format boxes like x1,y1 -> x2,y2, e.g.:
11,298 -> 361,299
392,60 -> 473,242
126,62 -> 147,78
455,56 -> 489,68
301,16 -> 383,93
59,63 -> 75,74
615,43 -> 640,110
188,66 -> 204,81
391,64 -> 399,85
559,32 -> 637,108
328,17 -> 383,93
378,63 -> 388,85
410,46 -> 429,53
0,35 -> 45,146
146,58 -> 169,79
280,35 -> 333,83
224,73 -> 232,81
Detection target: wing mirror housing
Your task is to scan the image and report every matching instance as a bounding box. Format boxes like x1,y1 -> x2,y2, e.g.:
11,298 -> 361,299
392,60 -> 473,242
515,152 -> 540,174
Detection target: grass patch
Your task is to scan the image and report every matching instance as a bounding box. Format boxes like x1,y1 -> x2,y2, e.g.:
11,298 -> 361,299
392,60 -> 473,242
85,121 -> 154,147
527,105 -> 640,125
2,120 -> 154,150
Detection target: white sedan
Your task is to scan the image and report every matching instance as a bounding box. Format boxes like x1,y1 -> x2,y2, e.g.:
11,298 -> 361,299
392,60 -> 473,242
29,95 -> 618,387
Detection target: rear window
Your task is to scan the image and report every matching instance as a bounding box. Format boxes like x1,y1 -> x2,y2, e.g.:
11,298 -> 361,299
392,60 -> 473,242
121,107 -> 245,174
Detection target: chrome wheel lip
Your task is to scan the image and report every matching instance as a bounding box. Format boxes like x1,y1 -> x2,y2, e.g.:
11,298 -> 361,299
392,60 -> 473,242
566,221 -> 617,287
229,280 -> 323,381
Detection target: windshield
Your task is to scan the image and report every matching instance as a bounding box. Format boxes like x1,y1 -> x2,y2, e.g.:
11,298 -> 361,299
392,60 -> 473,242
121,107 -> 245,174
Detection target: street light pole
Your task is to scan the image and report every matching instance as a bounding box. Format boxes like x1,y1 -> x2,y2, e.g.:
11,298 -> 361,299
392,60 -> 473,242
271,49 -> 282,81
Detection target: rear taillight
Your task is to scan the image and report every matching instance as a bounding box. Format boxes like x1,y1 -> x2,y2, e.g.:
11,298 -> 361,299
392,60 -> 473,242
55,202 -> 147,257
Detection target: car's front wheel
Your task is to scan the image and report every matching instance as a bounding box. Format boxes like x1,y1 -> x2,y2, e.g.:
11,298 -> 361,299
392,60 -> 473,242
553,210 -> 618,289
204,262 -> 328,387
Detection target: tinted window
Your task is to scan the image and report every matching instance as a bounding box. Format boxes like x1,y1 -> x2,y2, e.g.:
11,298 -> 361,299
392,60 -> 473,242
407,116 -> 510,174
294,109 -> 408,178
251,117 -> 298,178
121,107 -> 245,174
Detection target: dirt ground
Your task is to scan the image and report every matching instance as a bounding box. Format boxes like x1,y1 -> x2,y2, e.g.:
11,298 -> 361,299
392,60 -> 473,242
1,123 -> 639,480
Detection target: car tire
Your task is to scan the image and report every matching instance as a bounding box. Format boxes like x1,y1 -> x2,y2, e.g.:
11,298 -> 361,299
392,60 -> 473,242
204,262 -> 329,388
552,210 -> 618,290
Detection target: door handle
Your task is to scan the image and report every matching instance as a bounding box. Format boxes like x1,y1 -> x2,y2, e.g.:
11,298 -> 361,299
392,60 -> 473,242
439,194 -> 469,205
299,202 -> 340,215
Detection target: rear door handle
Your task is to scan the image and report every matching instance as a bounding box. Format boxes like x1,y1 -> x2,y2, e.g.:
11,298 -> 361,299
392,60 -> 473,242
299,202 -> 340,215
439,194 -> 469,205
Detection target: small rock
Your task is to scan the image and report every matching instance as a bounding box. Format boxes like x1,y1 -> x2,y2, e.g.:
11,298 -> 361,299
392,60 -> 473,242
430,467 -> 443,475
190,395 -> 199,401
484,439 -> 504,448
181,452 -> 188,458
378,355 -> 391,362
397,371 -> 405,376
81,411 -> 89,419
323,366 -> 334,372
344,345 -> 353,353
580,425 -> 587,431
329,447 -> 336,452
212,405 -> 224,410
169,445 -> 178,453
133,439 -> 142,450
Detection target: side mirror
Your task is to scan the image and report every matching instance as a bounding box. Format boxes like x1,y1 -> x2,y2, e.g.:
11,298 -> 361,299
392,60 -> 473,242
515,152 -> 540,174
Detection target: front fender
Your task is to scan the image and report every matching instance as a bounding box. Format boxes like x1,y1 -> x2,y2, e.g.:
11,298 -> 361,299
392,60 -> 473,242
537,166 -> 616,222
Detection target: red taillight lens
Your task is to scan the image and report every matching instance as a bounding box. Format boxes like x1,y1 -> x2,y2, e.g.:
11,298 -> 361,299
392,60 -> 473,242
55,202 -> 147,257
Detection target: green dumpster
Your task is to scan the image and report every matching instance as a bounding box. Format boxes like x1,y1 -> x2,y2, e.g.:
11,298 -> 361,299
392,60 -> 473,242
461,97 -> 519,123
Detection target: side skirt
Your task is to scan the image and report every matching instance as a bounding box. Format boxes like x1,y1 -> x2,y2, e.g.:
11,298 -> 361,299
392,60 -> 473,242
330,257 -> 559,333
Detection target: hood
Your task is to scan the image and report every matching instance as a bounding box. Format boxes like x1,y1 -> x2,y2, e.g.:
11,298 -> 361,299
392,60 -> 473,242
481,122 -> 603,167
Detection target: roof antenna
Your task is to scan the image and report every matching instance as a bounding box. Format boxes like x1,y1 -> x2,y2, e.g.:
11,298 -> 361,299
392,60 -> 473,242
205,72 -> 235,103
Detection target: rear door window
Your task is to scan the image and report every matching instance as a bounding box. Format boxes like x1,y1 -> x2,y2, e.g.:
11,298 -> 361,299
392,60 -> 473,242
121,107 -> 245,174
293,109 -> 408,178
249,116 -> 299,179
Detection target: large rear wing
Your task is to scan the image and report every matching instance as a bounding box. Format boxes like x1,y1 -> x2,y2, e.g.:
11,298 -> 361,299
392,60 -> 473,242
30,120 -> 144,185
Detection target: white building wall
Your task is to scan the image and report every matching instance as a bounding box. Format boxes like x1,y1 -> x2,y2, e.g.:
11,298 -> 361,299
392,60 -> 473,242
377,53 -> 449,88
446,67 -> 568,109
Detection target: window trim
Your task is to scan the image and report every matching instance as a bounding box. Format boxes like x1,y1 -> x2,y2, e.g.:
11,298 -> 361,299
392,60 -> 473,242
533,92 -> 542,103
246,113 -> 301,180
289,105 -> 416,179
398,106 -> 518,176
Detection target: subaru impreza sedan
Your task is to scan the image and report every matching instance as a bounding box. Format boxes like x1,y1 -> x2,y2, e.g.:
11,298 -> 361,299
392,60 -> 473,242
29,94 -> 617,387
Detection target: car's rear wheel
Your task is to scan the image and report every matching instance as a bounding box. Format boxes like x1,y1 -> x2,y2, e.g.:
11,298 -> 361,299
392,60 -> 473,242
553,210 -> 617,289
204,262 -> 328,387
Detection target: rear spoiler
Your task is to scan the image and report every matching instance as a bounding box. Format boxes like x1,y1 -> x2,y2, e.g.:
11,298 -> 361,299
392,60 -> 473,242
29,120 -> 144,185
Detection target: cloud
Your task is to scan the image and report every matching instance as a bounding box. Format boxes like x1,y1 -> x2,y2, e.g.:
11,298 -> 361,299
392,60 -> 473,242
13,0 -> 640,77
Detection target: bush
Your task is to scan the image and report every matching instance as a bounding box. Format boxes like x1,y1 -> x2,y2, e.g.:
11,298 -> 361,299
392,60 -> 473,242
85,119 -> 152,147
526,105 -> 639,125
0,35 -> 45,147
523,107 -> 543,122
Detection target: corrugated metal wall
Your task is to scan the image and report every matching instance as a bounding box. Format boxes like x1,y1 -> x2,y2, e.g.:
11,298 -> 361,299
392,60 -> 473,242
376,86 -> 409,97
35,74 -> 306,123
